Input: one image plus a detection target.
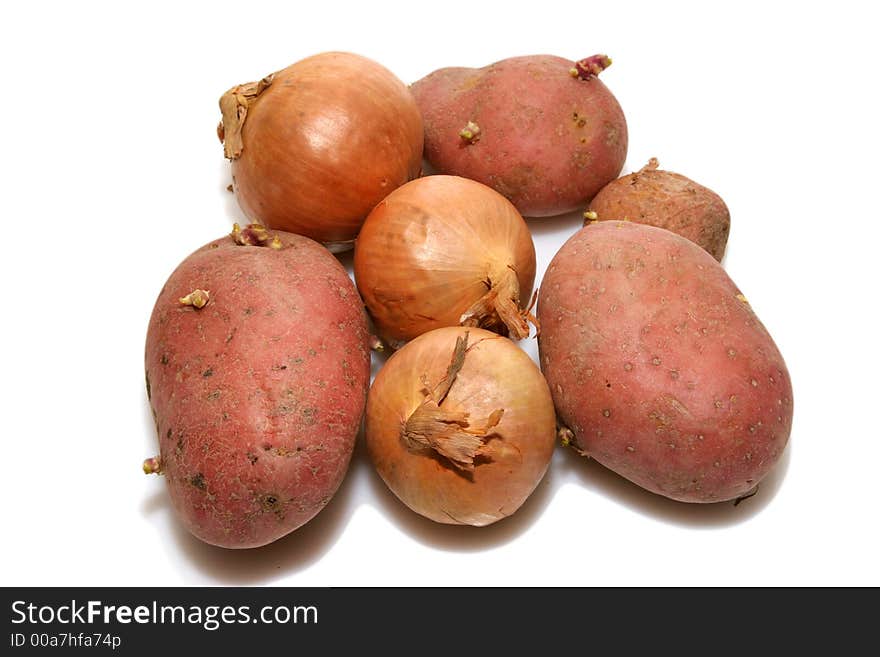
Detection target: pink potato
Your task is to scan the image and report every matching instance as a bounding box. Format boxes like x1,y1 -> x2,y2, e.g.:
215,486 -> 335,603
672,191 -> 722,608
537,221 -> 793,503
144,226 -> 370,548
411,54 -> 628,217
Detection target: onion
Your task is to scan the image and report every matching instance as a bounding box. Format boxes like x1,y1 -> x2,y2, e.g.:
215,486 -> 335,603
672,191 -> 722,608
353,175 -> 537,346
365,327 -> 557,526
218,51 -> 423,250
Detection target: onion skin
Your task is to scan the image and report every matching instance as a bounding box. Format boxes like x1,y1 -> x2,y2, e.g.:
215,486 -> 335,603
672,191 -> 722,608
353,175 -> 537,345
219,51 -> 424,247
365,327 -> 557,526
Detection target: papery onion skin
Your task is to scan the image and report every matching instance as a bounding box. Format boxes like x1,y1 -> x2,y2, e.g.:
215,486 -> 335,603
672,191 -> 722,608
365,327 -> 557,526
220,51 -> 424,247
353,175 -> 537,345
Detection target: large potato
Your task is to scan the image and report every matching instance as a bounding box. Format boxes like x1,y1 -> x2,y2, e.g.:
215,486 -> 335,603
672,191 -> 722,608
144,227 -> 370,547
537,221 -> 792,503
411,54 -> 627,217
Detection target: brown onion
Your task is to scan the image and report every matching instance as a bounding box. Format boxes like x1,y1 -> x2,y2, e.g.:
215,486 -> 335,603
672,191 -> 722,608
353,175 -> 537,346
365,327 -> 557,526
218,51 -> 423,249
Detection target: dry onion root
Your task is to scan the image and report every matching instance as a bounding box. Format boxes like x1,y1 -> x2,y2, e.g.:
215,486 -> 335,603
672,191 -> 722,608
217,51 -> 423,250
353,175 -> 538,347
365,327 -> 557,526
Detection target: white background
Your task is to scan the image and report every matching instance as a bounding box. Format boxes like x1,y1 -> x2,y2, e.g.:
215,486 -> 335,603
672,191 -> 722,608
2,0 -> 878,587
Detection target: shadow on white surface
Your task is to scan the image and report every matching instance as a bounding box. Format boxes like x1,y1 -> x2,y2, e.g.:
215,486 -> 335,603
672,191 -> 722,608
140,426 -> 367,585
359,436 -> 792,552
140,392 -> 793,583
524,210 -> 583,243
559,440 -> 792,527
334,247 -> 354,272
139,187 -> 791,578
361,444 -> 563,551
220,160 -> 246,227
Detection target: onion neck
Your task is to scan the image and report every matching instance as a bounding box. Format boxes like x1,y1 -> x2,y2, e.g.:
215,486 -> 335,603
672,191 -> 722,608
323,238 -> 356,254
402,404 -> 503,472
459,266 -> 534,340
217,75 -> 274,159
400,332 -> 504,472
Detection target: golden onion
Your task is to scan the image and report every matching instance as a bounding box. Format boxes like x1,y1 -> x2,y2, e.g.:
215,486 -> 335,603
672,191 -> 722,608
354,175 -> 537,346
365,327 -> 556,526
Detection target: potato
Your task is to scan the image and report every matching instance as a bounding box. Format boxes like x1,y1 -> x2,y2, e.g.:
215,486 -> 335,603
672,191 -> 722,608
588,158 -> 731,261
537,221 -> 792,503
411,54 -> 627,217
144,226 -> 370,547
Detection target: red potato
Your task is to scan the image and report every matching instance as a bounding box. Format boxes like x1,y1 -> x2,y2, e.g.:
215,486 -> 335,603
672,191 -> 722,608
144,226 -> 370,548
588,158 -> 731,261
411,54 -> 627,217
537,221 -> 792,503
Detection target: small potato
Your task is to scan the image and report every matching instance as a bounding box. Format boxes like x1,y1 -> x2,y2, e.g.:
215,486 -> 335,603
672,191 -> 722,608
537,221 -> 792,503
144,226 -> 370,548
411,54 -> 627,217
588,158 -> 731,261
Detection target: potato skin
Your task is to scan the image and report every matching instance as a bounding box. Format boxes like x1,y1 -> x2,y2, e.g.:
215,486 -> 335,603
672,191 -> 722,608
537,221 -> 792,502
411,55 -> 627,217
589,161 -> 731,261
145,231 -> 370,547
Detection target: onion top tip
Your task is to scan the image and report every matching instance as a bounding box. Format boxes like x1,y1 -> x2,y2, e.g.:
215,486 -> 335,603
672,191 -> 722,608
217,74 -> 274,159
401,331 -> 505,473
